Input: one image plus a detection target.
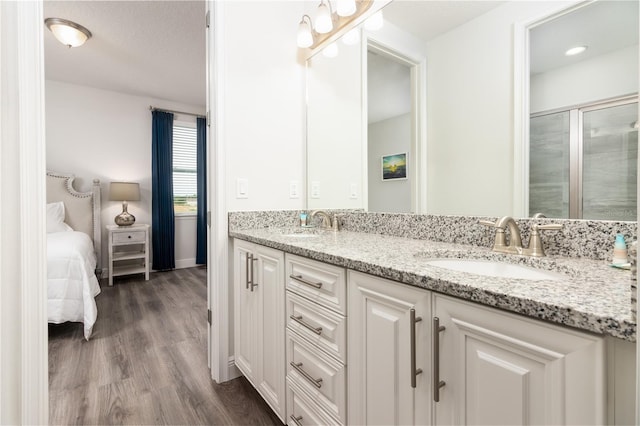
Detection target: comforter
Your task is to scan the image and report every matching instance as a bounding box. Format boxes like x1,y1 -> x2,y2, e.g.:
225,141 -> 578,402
47,231 -> 101,339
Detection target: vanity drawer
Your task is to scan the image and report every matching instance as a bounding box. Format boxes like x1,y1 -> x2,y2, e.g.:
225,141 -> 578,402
287,376 -> 342,426
112,230 -> 146,244
286,330 -> 346,424
286,290 -> 346,363
286,254 -> 346,315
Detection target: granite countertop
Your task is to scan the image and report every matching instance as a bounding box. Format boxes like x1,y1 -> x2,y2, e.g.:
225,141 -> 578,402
229,227 -> 637,341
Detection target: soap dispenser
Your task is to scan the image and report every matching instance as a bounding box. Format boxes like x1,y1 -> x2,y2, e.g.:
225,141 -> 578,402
612,234 -> 628,265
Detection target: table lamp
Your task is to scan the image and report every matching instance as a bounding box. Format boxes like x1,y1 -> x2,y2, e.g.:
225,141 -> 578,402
109,182 -> 140,226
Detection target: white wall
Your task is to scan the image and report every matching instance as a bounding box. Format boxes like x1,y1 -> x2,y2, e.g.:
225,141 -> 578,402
531,45 -> 639,113
368,113 -> 411,212
424,1 -> 576,217
45,80 -> 204,270
307,39 -> 363,209
223,1 -> 306,212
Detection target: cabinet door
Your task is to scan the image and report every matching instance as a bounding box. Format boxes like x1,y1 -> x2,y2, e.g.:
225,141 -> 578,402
433,294 -> 605,426
256,245 -> 286,421
348,271 -> 431,426
233,240 -> 258,385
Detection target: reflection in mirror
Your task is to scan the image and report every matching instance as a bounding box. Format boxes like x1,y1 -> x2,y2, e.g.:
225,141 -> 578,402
367,48 -> 412,212
305,0 -> 639,221
528,1 -> 638,220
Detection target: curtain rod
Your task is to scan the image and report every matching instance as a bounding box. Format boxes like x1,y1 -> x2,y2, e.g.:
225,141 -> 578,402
149,105 -> 205,119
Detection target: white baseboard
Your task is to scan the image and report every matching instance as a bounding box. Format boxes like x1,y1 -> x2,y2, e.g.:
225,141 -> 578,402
175,258 -> 197,269
227,356 -> 242,382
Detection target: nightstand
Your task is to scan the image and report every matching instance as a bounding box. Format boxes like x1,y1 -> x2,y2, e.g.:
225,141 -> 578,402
107,224 -> 150,286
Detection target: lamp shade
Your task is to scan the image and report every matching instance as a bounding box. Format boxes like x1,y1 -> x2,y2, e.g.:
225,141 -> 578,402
109,182 -> 140,201
315,1 -> 333,34
45,18 -> 92,48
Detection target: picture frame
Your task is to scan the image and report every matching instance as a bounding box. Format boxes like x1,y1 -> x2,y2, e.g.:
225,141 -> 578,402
381,152 -> 408,181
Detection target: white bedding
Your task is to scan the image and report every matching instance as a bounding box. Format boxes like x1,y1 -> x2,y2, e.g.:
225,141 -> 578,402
47,231 -> 101,340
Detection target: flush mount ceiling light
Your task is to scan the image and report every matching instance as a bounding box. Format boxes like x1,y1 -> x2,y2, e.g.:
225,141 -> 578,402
45,17 -> 92,48
297,0 -> 375,50
565,45 -> 587,56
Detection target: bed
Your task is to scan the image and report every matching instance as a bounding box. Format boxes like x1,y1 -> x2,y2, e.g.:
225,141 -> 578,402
46,171 -> 102,340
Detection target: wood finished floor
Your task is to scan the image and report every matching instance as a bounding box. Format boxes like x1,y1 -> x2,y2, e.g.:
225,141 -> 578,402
49,267 -> 283,426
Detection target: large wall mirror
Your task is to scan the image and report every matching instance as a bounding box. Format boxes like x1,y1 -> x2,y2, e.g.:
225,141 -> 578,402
305,0 -> 639,220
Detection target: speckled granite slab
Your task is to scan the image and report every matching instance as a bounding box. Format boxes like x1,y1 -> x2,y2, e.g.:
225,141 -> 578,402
229,226 -> 636,341
229,210 -> 637,260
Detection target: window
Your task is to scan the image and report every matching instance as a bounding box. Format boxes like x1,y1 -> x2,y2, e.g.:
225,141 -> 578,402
173,123 -> 198,214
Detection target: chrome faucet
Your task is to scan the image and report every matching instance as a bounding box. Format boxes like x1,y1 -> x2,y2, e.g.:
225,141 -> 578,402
310,210 -> 343,231
480,216 -> 562,257
310,210 -> 332,229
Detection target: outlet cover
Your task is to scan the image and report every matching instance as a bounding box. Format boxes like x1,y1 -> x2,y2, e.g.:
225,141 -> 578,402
290,180 -> 299,199
311,181 -> 320,199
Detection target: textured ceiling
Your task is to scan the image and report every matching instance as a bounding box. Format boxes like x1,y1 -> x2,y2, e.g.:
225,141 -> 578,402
43,0 -> 206,107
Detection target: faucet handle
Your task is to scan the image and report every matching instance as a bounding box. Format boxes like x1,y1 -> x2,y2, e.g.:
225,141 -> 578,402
525,223 -> 563,257
332,214 -> 344,231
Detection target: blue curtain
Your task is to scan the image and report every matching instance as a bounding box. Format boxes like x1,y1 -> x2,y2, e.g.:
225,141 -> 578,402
196,117 -> 207,265
151,111 -> 175,271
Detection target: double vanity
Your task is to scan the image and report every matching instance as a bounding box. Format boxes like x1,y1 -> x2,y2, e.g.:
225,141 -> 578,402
229,210 -> 637,426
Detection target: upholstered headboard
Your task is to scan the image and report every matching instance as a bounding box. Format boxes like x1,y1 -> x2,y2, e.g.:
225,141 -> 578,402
46,171 -> 102,272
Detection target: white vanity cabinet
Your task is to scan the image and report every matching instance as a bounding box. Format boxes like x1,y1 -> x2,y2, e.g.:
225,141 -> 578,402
433,293 -> 606,426
232,239 -> 286,421
348,271 -> 431,426
285,254 -> 347,425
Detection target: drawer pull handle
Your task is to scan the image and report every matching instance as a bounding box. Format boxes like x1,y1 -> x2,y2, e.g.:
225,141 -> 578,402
290,362 -> 322,388
433,316 -> 446,402
289,415 -> 303,426
289,274 -> 322,289
290,315 -> 322,335
410,308 -> 423,388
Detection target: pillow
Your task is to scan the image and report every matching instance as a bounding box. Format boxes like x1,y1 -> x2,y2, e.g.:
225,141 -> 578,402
46,202 -> 73,233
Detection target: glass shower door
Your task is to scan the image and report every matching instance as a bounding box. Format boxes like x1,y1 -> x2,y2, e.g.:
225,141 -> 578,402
582,102 -> 638,221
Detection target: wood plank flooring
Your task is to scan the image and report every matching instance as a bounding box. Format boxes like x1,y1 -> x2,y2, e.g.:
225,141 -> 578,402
49,267 -> 283,425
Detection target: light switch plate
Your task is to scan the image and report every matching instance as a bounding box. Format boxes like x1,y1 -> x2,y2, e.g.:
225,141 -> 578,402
311,181 -> 320,199
236,178 -> 248,199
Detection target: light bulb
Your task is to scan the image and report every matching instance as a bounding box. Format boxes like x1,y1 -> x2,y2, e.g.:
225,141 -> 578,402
342,28 -> 360,46
364,10 -> 384,31
337,0 -> 357,17
322,42 -> 339,58
297,18 -> 313,48
315,1 -> 333,34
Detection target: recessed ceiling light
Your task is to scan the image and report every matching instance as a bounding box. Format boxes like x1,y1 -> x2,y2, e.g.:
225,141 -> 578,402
565,46 -> 587,56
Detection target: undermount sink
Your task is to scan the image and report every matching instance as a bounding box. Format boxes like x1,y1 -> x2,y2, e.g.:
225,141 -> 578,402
424,258 -> 565,281
281,228 -> 322,238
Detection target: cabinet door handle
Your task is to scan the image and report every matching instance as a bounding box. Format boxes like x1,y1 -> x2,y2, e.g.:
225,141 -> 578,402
433,316 -> 446,402
290,361 -> 323,388
410,308 -> 423,388
245,253 -> 251,289
289,274 -> 322,289
290,314 -> 322,335
289,415 -> 303,426
250,256 -> 258,292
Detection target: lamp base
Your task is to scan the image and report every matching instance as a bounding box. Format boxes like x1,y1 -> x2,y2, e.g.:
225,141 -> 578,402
114,201 -> 136,226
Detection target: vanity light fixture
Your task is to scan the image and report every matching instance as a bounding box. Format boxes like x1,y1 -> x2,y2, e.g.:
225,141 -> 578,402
45,17 -> 92,48
565,45 -> 587,56
296,0 -> 374,49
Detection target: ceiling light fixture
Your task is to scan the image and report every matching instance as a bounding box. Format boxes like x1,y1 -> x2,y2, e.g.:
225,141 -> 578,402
45,17 -> 92,48
565,45 -> 587,56
296,0 -> 375,50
